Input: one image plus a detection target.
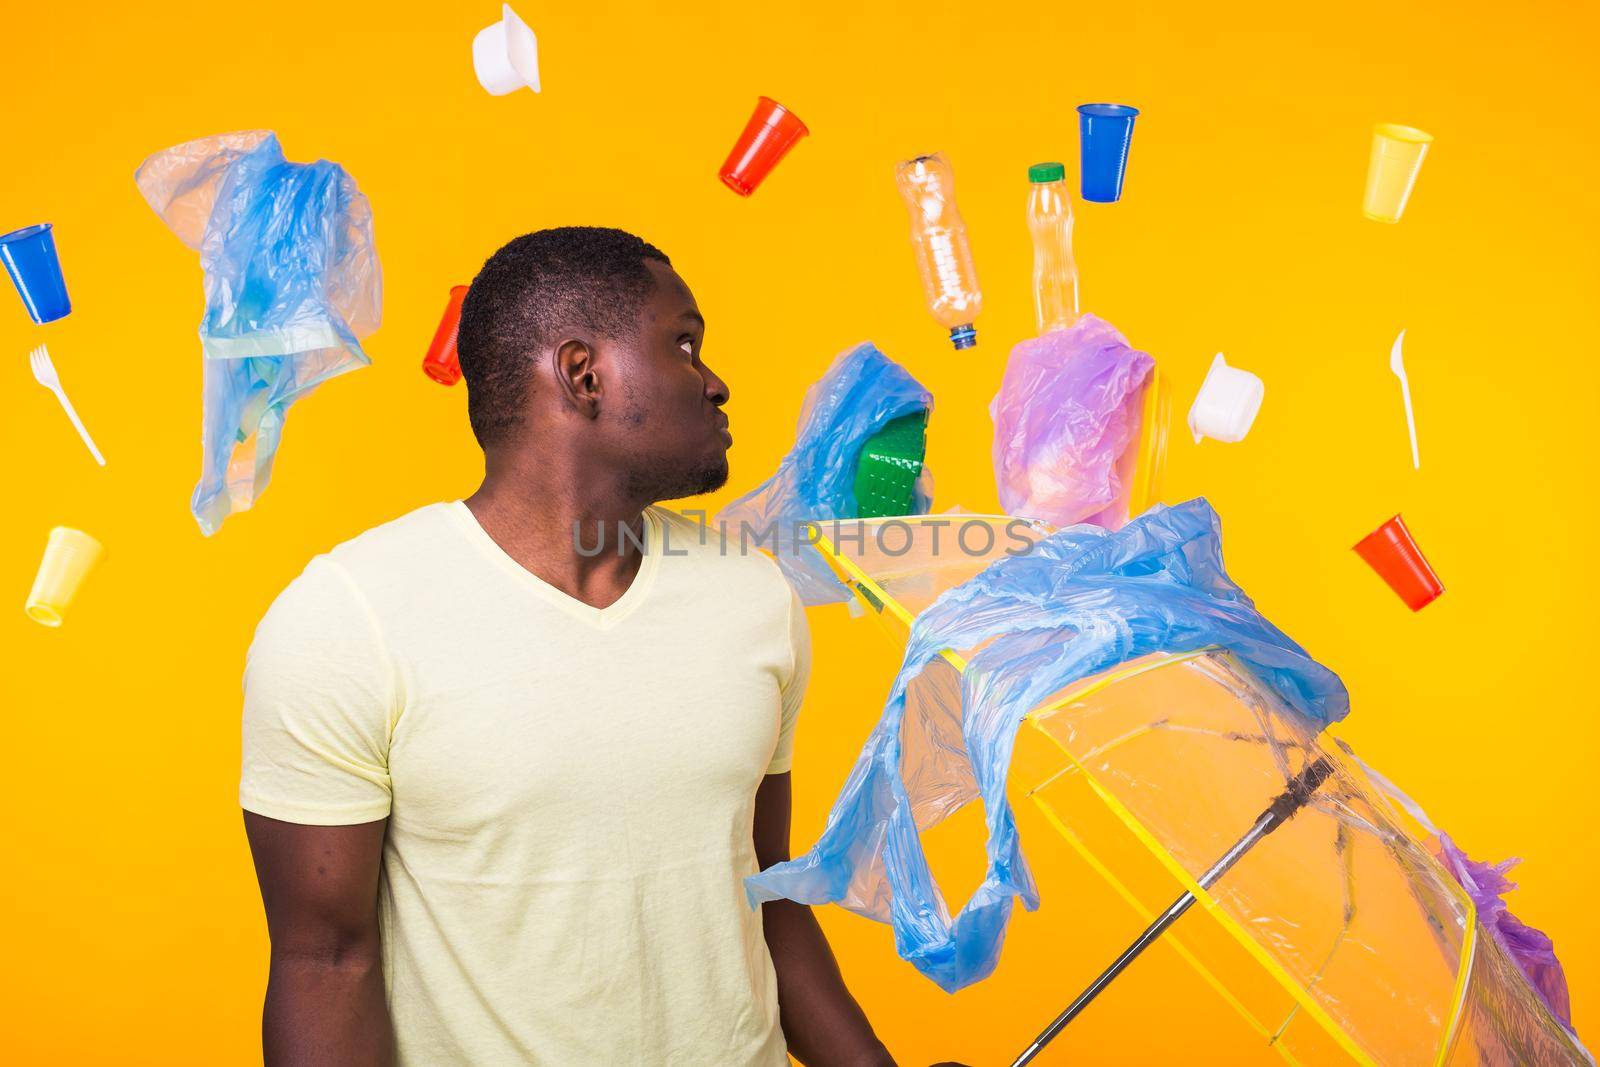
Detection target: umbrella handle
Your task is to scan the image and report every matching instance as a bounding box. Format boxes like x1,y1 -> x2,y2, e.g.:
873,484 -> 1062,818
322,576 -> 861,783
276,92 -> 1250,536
1011,758 -> 1334,1066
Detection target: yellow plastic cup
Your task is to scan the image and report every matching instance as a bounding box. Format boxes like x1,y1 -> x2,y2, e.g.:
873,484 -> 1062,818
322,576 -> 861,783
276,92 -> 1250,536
25,526 -> 105,628
1363,123 -> 1433,223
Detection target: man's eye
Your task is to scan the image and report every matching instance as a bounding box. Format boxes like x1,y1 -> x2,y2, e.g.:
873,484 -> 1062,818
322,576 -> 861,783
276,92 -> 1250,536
679,339 -> 695,356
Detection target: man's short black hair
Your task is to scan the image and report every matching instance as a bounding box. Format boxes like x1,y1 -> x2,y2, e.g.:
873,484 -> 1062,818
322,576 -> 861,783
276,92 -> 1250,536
456,226 -> 671,447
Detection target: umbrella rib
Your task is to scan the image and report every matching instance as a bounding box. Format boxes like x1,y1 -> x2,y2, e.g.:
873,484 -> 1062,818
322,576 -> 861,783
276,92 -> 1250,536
1268,822 -> 1359,1046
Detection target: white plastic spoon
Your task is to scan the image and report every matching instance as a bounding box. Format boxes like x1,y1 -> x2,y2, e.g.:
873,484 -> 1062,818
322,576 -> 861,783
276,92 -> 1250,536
1389,329 -> 1419,470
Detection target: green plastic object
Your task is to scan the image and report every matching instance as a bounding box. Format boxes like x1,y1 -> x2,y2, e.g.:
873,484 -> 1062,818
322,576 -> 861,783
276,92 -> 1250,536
855,581 -> 886,614
853,411 -> 928,518
1028,161 -> 1066,183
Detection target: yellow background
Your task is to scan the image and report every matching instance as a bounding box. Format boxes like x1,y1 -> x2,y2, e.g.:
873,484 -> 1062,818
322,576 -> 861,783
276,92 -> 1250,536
2,0 -> 1596,1062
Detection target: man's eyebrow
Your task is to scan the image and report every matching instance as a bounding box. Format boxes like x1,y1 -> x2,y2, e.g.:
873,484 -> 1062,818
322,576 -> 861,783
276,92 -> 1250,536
680,310 -> 706,328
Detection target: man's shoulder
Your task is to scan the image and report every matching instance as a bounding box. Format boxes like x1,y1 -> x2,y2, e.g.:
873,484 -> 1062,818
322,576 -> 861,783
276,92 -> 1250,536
267,502 -> 460,617
324,501 -> 460,567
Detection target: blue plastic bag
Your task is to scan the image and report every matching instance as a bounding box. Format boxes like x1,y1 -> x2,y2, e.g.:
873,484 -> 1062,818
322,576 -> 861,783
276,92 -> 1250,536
718,342 -> 933,604
136,131 -> 381,535
745,499 -> 1349,992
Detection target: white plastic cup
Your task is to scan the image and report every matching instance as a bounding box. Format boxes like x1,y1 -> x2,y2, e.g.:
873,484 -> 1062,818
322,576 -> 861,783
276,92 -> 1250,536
473,4 -> 540,95
1188,353 -> 1264,444
25,527 -> 104,627
1363,124 -> 1432,224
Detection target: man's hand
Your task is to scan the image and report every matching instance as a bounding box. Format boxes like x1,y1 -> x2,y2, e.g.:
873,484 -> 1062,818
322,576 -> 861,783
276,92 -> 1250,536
754,773 -> 897,1066
243,812 -> 393,1067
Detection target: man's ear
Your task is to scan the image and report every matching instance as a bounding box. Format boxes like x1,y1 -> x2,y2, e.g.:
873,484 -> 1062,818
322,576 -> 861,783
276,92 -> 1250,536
551,338 -> 601,418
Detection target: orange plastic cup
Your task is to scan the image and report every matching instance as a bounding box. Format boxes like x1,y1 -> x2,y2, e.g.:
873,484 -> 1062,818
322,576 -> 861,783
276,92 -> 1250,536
1354,514 -> 1444,611
421,285 -> 470,386
718,97 -> 809,196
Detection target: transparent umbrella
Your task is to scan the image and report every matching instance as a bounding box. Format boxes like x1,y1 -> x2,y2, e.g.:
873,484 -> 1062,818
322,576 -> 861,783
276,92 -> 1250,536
748,508 -> 1588,1066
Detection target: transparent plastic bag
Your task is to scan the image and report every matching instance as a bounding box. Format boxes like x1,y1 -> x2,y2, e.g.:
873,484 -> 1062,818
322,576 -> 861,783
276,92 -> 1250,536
990,315 -> 1154,528
135,131 -> 381,535
718,342 -> 932,604
746,500 -> 1348,992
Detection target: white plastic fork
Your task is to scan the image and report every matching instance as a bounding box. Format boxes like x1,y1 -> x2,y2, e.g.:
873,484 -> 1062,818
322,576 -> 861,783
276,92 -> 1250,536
29,344 -> 105,466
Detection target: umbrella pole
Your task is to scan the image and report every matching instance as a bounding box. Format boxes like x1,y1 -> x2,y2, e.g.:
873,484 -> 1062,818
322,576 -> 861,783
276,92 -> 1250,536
1011,758 -> 1335,1067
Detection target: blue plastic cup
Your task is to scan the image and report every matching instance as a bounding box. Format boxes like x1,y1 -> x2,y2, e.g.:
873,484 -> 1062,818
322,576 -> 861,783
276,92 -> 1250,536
1077,104 -> 1140,204
0,223 -> 72,324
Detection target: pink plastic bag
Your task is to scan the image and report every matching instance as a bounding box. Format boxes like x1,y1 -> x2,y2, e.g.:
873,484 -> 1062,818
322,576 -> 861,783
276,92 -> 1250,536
990,315 -> 1154,529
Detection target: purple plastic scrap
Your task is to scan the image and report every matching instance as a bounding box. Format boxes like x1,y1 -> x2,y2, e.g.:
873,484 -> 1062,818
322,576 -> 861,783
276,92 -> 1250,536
990,314 -> 1154,530
1436,833 -> 1576,1031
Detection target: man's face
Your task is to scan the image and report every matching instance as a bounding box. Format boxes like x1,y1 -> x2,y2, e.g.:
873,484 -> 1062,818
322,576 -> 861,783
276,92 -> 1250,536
608,259 -> 732,502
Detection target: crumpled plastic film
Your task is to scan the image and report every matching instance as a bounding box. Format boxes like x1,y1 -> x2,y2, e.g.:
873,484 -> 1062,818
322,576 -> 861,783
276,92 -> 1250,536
991,314 -> 1154,529
718,342 -> 933,604
1437,834 -> 1576,1031
746,499 -> 1348,991
136,130 -> 382,534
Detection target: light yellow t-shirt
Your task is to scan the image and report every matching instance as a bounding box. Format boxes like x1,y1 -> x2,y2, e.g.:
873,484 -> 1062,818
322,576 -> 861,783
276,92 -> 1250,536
240,502 -> 809,1065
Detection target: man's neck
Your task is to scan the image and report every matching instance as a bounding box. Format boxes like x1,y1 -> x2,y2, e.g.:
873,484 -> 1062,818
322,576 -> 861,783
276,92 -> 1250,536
464,450 -> 652,611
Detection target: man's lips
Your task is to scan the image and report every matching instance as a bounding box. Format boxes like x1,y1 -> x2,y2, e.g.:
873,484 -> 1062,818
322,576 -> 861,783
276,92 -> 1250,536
715,415 -> 731,445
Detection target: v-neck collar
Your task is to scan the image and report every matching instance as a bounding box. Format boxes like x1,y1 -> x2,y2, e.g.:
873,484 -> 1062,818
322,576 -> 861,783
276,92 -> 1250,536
446,501 -> 663,630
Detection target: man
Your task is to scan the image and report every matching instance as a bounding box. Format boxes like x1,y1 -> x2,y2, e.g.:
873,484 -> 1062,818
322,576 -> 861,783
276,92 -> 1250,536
240,227 -> 894,1064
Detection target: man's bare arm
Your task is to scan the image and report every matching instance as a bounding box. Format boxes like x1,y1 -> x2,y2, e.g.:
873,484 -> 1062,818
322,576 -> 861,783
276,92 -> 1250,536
754,773 -> 895,1067
243,812 -> 393,1067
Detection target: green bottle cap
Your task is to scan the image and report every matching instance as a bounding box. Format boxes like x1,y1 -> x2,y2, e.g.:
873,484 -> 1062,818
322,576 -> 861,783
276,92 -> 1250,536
1028,161 -> 1066,184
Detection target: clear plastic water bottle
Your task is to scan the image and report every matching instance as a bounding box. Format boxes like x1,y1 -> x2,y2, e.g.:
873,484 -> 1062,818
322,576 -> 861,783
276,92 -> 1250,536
1026,162 -> 1080,334
895,153 -> 983,350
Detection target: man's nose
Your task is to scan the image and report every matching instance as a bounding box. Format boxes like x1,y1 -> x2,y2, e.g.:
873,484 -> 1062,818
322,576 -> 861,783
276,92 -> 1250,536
702,363 -> 730,406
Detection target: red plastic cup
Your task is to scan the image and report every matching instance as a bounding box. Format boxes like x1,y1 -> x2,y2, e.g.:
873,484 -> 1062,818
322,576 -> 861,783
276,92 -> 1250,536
422,285 -> 470,386
1354,514 -> 1445,611
718,97 -> 809,196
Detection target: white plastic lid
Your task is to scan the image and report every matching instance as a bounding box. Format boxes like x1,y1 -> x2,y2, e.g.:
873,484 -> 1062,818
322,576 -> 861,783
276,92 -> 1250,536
1187,353 -> 1265,444
473,4 -> 541,95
